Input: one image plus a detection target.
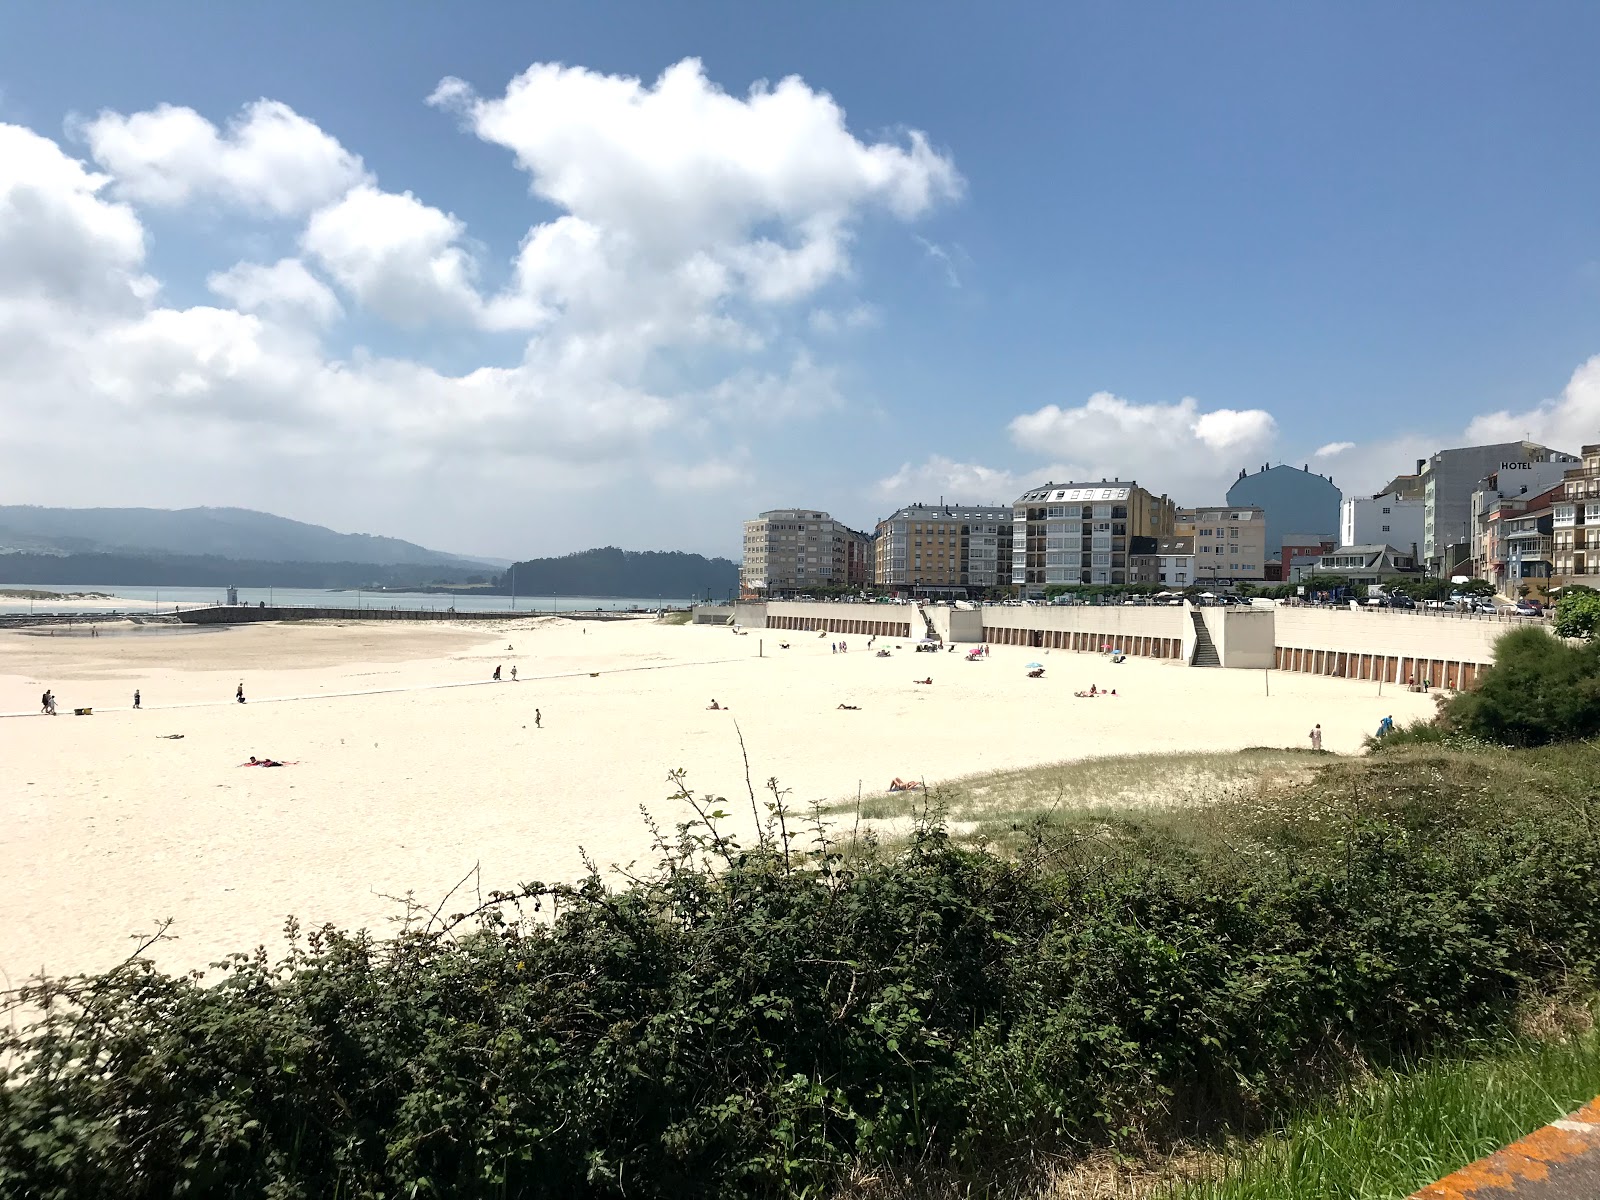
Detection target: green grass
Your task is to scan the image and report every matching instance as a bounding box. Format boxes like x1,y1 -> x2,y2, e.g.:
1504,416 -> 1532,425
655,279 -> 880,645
1167,1028 -> 1600,1200
826,749 -> 1324,854
657,609 -> 694,625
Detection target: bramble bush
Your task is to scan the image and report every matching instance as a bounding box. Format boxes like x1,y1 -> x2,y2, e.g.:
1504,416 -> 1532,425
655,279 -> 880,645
3,752 -> 1599,1198
1378,626 -> 1600,749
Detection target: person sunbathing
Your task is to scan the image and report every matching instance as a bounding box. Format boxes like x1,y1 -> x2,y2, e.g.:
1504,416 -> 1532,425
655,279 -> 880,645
913,677 -> 932,685
837,703 -> 861,710
1027,668 -> 1045,678
887,777 -> 922,792
707,699 -> 729,710
243,755 -> 287,767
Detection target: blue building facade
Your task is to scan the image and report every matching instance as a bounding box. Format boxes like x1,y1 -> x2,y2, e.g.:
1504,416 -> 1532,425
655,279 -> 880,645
1225,464 -> 1342,561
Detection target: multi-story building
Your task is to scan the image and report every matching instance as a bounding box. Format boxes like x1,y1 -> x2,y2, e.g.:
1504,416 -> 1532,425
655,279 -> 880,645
1226,464 -> 1341,562
1479,485 -> 1559,596
1129,536 -> 1195,587
1010,481 -> 1177,591
740,509 -> 870,596
1469,466 -> 1573,583
1341,491 -> 1425,557
1552,445 -> 1600,587
1175,506 -> 1267,581
872,503 -> 1013,594
1417,442 -> 1577,576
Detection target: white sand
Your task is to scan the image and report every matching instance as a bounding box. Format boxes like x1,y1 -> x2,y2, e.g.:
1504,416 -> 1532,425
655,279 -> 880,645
0,618 -> 1435,983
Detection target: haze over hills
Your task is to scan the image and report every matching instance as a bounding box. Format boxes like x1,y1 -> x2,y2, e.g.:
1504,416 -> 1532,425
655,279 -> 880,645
0,506 -> 499,568
494,548 -> 739,600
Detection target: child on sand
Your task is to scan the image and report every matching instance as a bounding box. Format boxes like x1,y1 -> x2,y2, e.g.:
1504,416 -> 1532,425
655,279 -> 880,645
1309,723 -> 1323,751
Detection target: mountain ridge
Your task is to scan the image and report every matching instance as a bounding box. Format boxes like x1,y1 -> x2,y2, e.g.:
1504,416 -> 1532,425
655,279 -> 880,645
0,505 -> 497,568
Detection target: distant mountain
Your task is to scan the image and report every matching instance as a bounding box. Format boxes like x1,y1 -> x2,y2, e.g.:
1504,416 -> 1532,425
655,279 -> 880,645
0,505 -> 493,568
494,547 -> 738,600
0,552 -> 494,590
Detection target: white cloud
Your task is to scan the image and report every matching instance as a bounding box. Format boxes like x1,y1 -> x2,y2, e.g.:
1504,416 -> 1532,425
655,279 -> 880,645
431,57 -> 960,344
913,234 -> 960,289
83,99 -> 368,216
1464,354 -> 1600,454
0,122 -> 150,313
809,303 -> 878,334
207,257 -> 341,326
875,455 -> 1026,504
301,186 -> 483,326
1008,391 -> 1277,502
1314,440 -> 1355,458
0,61 -> 964,554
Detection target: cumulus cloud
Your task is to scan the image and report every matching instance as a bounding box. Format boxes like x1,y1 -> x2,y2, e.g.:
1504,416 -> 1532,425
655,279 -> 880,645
431,57 -> 960,347
1007,391 -> 1276,501
1465,355 -> 1600,453
83,99 -> 368,216
0,122 -> 150,313
1,57 -> 961,550
1314,440 -> 1355,458
301,186 -> 483,326
207,258 -> 342,326
875,455 -> 1027,504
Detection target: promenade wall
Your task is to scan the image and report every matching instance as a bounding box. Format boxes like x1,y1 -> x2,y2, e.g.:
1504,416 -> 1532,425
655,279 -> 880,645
692,605 -> 735,625
720,601 -> 1532,687
757,601 -> 912,639
1271,606 -> 1526,689
977,605 -> 1188,660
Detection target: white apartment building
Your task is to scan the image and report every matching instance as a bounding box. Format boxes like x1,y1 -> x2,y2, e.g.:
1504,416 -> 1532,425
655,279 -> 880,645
741,510 -> 869,595
1175,506 -> 1267,581
1340,491 -> 1425,556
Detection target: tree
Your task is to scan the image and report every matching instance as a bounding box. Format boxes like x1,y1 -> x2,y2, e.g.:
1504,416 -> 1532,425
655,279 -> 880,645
1456,579 -> 1495,599
1442,626 -> 1600,747
1390,576 -> 1449,602
1553,589 -> 1600,639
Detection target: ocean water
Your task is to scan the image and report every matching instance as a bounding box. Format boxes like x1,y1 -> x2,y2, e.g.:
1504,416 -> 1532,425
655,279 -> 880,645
0,583 -> 705,615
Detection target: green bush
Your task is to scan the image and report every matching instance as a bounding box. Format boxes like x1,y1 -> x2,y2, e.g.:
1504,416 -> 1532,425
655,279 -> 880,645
4,753 -> 1600,1198
1439,626 -> 1600,747
1553,587 -> 1600,639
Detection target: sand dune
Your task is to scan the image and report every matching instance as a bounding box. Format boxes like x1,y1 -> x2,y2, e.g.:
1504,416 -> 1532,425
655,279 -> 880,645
0,617 -> 1436,982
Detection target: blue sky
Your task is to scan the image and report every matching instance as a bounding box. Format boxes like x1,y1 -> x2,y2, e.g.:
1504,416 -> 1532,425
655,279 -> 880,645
2,3 -> 1598,559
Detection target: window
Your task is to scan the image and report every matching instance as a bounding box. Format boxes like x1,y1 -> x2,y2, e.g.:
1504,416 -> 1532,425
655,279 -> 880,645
1382,507 -> 1391,514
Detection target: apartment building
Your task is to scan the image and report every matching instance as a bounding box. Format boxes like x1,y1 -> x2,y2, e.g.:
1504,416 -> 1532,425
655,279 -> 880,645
1552,445 -> 1600,587
1129,536 -> 1195,587
1010,481 -> 1177,591
1480,485 -> 1559,596
1340,492 -> 1424,555
740,509 -> 870,595
1175,506 -> 1267,581
1417,442 -> 1577,575
873,503 -> 1013,593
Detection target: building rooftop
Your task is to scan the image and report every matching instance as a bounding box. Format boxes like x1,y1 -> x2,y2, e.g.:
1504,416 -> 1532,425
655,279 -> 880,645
1014,481 -> 1140,503
882,502 -> 1013,521
1156,536 -> 1194,554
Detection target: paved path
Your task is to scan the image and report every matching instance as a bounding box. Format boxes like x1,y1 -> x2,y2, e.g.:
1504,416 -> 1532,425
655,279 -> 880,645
1412,1096 -> 1600,1198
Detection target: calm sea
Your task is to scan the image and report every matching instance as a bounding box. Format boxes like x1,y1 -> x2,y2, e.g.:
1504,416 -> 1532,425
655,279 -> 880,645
0,583 -> 705,615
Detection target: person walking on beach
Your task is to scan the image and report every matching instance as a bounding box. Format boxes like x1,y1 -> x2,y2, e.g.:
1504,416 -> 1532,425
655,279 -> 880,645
133,689 -> 141,710
236,681 -> 246,704
1309,723 -> 1322,751
510,665 -> 518,681
493,665 -> 502,681
41,689 -> 55,715
534,708 -> 541,729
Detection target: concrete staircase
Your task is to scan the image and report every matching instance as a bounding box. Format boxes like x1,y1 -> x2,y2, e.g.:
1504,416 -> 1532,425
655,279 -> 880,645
1189,610 -> 1220,667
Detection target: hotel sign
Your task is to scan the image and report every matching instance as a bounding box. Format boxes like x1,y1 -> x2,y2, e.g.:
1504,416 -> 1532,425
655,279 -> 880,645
1500,461 -> 1532,470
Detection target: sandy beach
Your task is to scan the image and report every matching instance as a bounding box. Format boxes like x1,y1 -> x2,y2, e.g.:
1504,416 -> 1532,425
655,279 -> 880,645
0,616 -> 1436,983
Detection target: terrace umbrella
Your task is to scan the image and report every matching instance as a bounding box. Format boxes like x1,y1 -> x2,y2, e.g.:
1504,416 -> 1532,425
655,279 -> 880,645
1026,662 -> 1044,669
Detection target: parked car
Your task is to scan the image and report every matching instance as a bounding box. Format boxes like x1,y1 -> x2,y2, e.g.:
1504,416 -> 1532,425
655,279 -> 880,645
1515,601 -> 1544,616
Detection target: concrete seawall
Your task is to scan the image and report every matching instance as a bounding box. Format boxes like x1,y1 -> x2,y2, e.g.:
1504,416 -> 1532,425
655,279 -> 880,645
713,601 -> 1541,683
